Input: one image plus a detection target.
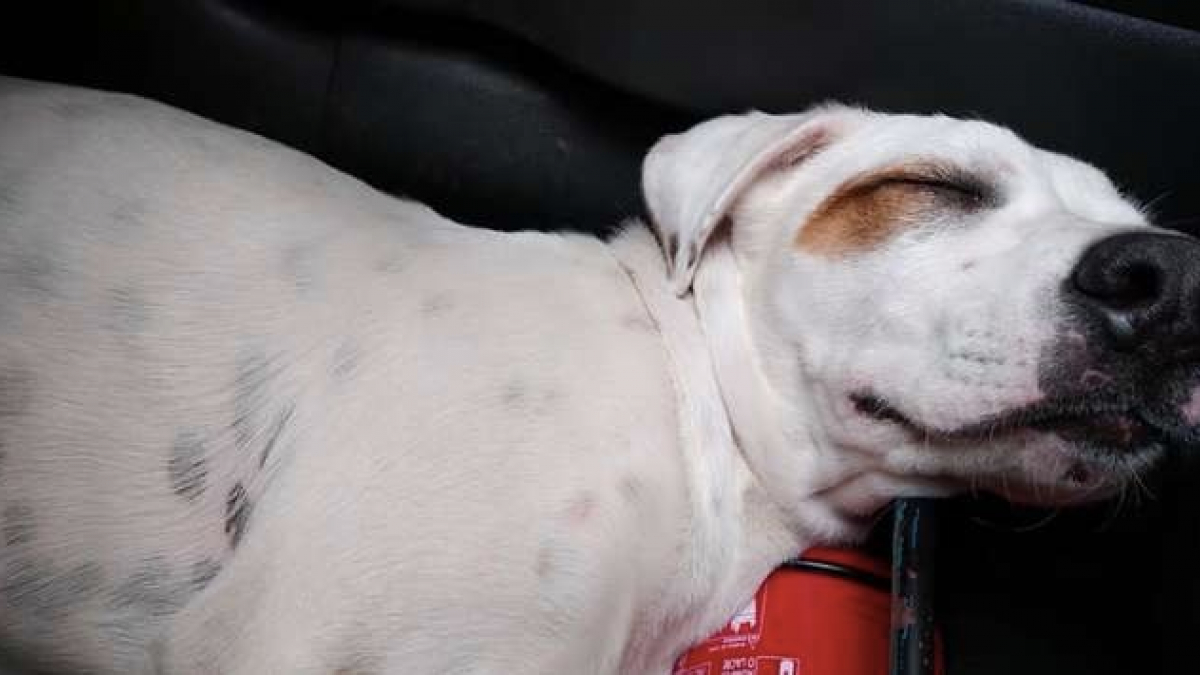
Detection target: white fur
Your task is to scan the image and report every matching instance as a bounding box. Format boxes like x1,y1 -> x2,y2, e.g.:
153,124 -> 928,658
0,77 -> 1154,674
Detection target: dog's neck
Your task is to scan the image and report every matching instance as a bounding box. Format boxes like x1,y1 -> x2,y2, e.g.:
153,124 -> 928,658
609,222 -> 869,545
690,238 -> 885,538
608,225 -> 796,568
611,223 -> 913,547
608,223 -> 814,675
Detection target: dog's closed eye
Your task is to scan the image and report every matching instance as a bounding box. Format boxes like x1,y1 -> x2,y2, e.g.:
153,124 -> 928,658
796,161 -> 996,257
872,165 -> 993,209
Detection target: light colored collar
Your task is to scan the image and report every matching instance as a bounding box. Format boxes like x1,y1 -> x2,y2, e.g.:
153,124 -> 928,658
609,224 -> 878,540
606,222 -> 749,555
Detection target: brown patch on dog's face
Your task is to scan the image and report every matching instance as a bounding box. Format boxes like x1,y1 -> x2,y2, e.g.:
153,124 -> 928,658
796,161 -> 991,257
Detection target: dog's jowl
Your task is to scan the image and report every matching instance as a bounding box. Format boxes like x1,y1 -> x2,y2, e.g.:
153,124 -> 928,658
0,77 -> 1194,674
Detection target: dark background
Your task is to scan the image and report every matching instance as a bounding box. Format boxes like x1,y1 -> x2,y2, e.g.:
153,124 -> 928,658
1,1 -> 1198,673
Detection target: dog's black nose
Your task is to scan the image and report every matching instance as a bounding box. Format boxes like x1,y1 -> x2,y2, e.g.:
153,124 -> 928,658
1070,231 -> 1200,352
1070,229 -> 1200,348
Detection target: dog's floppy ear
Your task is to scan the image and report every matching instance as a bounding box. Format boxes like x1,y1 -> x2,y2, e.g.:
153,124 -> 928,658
642,106 -> 853,296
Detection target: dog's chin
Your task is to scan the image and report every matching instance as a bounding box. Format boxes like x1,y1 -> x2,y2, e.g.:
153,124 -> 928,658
849,391 -> 1168,507
982,436 -> 1160,508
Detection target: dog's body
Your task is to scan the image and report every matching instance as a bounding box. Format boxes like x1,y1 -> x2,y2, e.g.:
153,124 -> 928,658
2,76 -> 1196,674
0,78 -> 787,674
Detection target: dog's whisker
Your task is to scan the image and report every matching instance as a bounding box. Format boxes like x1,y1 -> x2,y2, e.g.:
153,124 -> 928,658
1118,462 -> 1142,511
1140,189 -> 1173,219
1010,508 -> 1060,534
1096,483 -> 1129,532
867,499 -> 897,532
999,470 -> 1015,504
1124,456 -> 1157,506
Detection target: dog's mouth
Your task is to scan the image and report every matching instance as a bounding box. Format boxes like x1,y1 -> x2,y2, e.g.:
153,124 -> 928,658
850,391 -> 1169,453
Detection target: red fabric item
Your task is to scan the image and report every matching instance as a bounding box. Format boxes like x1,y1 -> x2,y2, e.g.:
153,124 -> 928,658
673,547 -> 942,675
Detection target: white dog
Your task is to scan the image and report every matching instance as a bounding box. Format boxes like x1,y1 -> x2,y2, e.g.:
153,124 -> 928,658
1,75 -> 1196,674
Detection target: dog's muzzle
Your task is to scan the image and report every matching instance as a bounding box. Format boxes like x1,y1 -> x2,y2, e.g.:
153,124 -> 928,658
1051,230 -> 1200,448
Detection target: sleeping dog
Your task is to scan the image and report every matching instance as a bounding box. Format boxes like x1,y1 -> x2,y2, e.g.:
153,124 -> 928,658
1,75 -> 1196,674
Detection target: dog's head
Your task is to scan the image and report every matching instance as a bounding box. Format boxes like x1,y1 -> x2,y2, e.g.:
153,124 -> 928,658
644,106 -> 1199,530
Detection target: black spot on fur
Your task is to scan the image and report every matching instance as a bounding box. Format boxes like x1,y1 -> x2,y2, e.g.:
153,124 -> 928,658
501,380 -> 527,407
0,164 -> 30,230
109,557 -> 188,617
0,365 -> 34,468
3,503 -> 35,546
168,431 -> 208,500
2,251 -> 55,296
259,402 -> 295,468
619,476 -> 644,506
2,558 -> 104,619
420,293 -> 455,316
499,378 -> 561,415
332,340 -> 362,381
106,286 -> 150,338
0,181 -> 17,215
535,546 -> 553,580
190,558 -> 222,592
231,350 -> 298,468
100,557 -> 194,662
283,242 -> 321,294
375,254 -> 405,275
224,483 -> 252,549
232,351 -> 272,450
109,199 -> 147,233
